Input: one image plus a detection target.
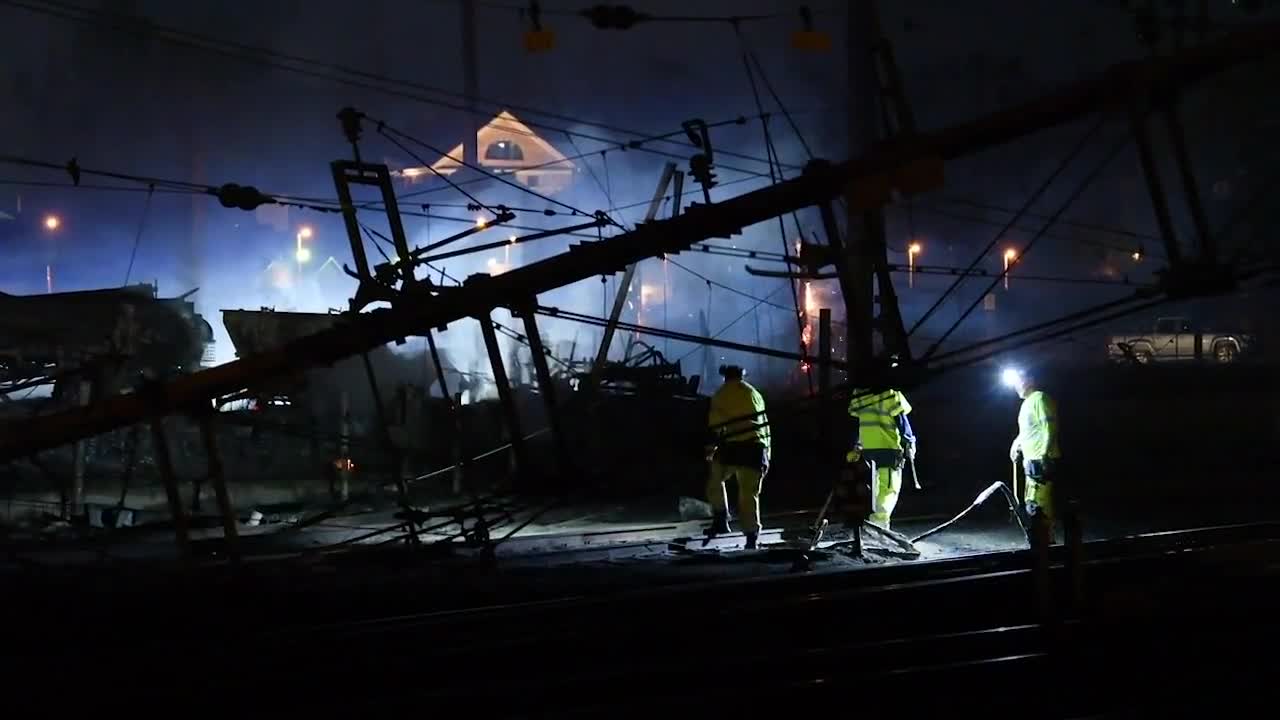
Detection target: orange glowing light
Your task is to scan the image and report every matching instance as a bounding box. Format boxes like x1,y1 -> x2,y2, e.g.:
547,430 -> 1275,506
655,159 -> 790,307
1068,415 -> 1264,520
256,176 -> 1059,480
908,242 -> 922,255
43,215 -> 60,230
298,226 -> 313,239
1004,248 -> 1017,262
475,216 -> 487,228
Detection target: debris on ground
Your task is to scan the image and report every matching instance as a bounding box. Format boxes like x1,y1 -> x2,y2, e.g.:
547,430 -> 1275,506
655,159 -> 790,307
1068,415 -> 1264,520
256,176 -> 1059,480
678,496 -> 713,520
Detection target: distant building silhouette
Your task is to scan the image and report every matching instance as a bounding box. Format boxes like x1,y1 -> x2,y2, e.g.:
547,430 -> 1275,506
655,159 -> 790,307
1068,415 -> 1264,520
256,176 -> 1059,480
395,110 -> 576,196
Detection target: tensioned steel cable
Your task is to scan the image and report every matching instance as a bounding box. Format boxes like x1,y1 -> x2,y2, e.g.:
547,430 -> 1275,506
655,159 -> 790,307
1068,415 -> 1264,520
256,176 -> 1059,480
737,28 -> 812,394
922,131 -> 1133,361
373,119 -> 603,223
2,0 -> 792,174
909,115 -> 1110,339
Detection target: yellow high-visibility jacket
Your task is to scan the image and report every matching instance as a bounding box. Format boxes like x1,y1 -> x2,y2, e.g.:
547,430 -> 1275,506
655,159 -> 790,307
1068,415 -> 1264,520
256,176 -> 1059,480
709,380 -> 771,451
1013,390 -> 1061,462
850,389 -> 912,451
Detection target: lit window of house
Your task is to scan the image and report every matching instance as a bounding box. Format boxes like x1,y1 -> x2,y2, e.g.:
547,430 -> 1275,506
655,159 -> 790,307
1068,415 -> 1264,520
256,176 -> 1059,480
485,140 -> 525,161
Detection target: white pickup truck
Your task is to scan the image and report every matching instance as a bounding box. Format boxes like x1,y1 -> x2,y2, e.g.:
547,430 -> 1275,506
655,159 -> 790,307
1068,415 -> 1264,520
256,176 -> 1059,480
1108,316 -> 1253,364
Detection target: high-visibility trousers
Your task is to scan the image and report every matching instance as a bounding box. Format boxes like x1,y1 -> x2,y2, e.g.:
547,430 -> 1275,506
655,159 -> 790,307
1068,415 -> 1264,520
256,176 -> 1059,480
870,464 -> 903,530
1023,458 -> 1058,529
707,460 -> 766,535
1024,477 -> 1055,528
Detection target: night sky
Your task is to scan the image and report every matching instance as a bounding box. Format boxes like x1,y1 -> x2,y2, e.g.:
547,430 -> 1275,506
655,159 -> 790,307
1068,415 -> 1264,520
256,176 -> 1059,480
1,0 -> 1275,372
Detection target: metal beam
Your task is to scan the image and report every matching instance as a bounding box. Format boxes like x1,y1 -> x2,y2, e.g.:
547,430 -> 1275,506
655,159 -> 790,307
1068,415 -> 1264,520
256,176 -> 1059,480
1130,109 -> 1184,267
535,307 -> 845,370
1163,103 -> 1215,262
3,25 -> 1277,460
197,412 -> 241,564
520,306 -> 571,482
149,418 -> 190,560
478,313 -> 529,483
332,161 -> 416,311
460,0 -> 479,171
818,308 -> 833,460
590,162 -> 676,381
361,352 -> 420,543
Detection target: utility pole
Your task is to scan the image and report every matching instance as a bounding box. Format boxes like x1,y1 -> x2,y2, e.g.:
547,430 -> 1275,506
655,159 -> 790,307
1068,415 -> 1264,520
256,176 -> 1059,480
843,3 -> 878,375
844,0 -> 915,374
460,0 -> 480,169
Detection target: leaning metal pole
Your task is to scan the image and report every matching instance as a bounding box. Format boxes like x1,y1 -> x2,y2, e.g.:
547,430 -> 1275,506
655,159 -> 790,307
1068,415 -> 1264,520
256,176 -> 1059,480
2,23 -> 1277,460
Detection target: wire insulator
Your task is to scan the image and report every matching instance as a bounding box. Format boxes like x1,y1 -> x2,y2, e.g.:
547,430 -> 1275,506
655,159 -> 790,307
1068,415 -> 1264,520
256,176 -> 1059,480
337,107 -> 364,148
214,183 -> 272,211
581,5 -> 651,30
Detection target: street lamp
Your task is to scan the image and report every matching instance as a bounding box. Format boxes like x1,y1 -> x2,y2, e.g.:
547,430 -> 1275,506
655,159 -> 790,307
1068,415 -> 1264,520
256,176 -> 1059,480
1003,248 -> 1017,290
295,227 -> 314,281
43,214 -> 61,293
908,242 -> 922,288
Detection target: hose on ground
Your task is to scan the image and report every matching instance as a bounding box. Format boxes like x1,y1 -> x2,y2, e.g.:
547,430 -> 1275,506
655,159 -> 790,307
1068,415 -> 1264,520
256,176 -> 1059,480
910,481 -> 1025,544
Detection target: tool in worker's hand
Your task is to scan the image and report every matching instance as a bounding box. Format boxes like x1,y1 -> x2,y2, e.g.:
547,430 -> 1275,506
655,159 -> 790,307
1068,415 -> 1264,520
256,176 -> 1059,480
1011,459 -> 1020,504
806,488 -> 835,551
908,455 -> 923,491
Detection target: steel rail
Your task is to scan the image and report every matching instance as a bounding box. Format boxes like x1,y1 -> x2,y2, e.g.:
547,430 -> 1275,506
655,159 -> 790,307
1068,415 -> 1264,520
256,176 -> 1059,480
248,520 -> 1280,643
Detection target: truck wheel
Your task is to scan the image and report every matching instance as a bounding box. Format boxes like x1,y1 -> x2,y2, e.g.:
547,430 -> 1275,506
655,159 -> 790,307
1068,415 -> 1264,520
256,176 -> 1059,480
1214,342 -> 1237,363
1134,348 -> 1153,364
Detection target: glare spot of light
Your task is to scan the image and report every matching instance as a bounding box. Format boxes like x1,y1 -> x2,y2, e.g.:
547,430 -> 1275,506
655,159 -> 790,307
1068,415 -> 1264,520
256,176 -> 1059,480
1001,367 -> 1022,388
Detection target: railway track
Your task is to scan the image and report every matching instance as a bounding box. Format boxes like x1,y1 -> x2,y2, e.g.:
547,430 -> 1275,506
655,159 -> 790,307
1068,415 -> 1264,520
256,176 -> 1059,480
10,520 -> 1278,715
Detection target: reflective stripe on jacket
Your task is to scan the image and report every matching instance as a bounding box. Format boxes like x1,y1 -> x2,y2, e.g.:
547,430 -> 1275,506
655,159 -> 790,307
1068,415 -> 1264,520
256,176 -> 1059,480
709,380 -> 771,452
850,389 -> 912,451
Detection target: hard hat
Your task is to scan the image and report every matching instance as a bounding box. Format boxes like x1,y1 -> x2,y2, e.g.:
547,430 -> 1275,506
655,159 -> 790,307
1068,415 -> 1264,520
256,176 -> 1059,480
718,364 -> 745,380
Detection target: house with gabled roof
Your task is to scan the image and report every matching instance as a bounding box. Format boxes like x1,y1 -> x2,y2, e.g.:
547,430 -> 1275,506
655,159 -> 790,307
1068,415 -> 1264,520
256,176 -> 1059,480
396,110 -> 576,196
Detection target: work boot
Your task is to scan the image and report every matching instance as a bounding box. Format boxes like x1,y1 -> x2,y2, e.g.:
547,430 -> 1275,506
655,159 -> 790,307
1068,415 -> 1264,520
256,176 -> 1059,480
744,531 -> 759,550
705,513 -> 731,537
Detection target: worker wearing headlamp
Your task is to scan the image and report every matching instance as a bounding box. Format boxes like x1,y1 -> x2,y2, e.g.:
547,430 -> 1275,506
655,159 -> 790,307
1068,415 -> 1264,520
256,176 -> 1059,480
1004,367 -> 1061,530
847,387 -> 916,530
704,365 -> 771,549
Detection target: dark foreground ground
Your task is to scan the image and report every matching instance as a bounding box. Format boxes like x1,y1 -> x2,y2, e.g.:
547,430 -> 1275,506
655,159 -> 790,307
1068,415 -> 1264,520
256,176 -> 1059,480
4,362 -> 1279,714
8,515 -> 1280,716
